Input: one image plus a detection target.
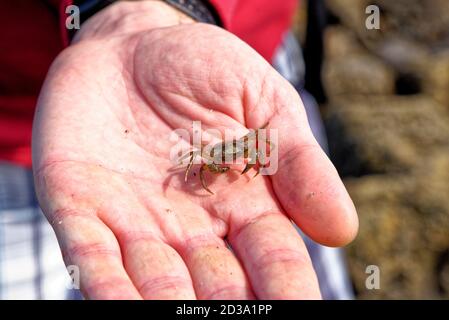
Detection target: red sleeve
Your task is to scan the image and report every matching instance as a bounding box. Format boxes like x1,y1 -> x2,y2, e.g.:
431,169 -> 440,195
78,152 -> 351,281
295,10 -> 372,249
0,0 -> 67,167
208,0 -> 239,29
209,0 -> 298,62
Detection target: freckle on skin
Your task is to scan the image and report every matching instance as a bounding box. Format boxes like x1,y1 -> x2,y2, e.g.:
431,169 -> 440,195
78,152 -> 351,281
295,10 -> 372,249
307,192 -> 315,199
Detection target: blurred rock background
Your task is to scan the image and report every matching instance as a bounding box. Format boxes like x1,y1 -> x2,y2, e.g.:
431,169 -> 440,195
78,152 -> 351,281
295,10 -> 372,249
296,0 -> 449,299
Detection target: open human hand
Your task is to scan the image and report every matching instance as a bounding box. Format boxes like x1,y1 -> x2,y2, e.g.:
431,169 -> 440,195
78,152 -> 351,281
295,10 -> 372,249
32,1 -> 358,299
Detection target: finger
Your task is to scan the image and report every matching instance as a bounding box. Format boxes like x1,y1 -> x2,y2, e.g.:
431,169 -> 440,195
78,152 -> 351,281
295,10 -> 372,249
174,233 -> 255,300
206,179 -> 320,299
228,210 -> 321,300
51,209 -> 142,299
244,71 -> 358,246
120,233 -> 197,299
247,80 -> 358,246
272,115 -> 358,246
96,198 -> 197,300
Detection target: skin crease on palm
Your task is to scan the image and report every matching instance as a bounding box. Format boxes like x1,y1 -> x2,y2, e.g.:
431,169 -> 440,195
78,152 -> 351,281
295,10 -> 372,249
31,1 -> 358,300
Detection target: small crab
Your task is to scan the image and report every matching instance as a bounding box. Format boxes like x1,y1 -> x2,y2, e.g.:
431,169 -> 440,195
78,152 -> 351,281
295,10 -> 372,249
179,124 -> 273,194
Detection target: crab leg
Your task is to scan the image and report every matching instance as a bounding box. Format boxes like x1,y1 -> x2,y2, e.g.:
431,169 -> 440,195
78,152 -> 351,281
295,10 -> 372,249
180,150 -> 200,182
241,148 -> 270,177
241,161 -> 256,175
199,164 -> 214,195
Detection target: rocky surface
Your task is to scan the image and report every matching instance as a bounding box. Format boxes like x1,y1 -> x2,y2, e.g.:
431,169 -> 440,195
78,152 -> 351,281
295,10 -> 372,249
322,0 -> 449,299
323,54 -> 395,97
371,0 -> 449,48
345,158 -> 449,299
325,95 -> 449,175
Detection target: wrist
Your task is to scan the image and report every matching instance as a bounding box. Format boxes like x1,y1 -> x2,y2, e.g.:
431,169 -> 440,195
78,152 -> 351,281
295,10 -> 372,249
72,0 -> 196,43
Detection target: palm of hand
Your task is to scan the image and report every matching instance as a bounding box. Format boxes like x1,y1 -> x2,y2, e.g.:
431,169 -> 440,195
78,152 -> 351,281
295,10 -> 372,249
33,24 -> 357,299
